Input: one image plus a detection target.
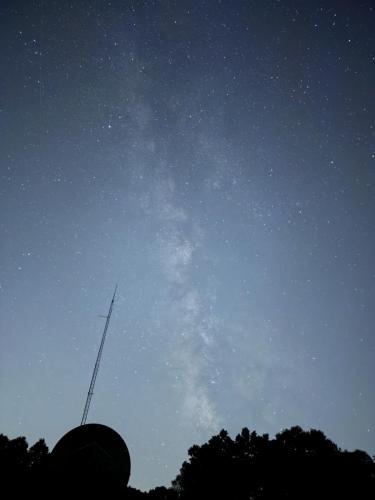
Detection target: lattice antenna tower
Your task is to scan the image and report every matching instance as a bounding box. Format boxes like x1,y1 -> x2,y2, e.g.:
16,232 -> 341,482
81,285 -> 117,425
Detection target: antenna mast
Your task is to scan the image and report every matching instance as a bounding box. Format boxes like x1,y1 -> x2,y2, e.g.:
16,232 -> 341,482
81,285 -> 117,426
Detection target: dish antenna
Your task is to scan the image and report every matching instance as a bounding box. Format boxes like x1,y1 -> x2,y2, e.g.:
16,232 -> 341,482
50,423 -> 131,493
50,285 -> 131,493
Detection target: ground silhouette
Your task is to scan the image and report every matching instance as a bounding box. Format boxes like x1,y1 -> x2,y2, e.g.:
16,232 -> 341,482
1,426 -> 374,498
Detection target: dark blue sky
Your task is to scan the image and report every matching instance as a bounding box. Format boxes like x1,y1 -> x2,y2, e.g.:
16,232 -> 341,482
1,0 -> 374,491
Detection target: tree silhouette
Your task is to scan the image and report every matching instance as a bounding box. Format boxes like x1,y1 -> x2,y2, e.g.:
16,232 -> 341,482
28,438 -> 49,468
0,427 -> 374,498
147,485 -> 179,499
0,433 -> 49,496
172,426 -> 375,499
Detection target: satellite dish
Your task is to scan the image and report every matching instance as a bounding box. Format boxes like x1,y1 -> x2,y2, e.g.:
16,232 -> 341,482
51,423 -> 131,493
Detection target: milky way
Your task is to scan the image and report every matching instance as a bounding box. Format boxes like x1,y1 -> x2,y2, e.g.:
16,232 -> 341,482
1,0 -> 374,490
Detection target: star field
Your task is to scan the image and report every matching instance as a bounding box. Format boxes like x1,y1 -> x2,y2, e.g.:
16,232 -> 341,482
0,0 -> 374,491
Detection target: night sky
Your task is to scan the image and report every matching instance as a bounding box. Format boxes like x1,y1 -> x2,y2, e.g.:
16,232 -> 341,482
1,0 -> 374,491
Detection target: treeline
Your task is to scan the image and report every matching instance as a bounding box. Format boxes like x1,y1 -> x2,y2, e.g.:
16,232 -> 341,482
1,426 -> 374,498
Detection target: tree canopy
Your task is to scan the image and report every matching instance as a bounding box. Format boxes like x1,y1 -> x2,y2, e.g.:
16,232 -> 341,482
1,426 -> 374,499
172,426 -> 374,499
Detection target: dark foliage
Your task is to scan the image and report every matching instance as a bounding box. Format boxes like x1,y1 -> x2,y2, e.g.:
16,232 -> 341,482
0,433 -> 49,496
1,426 -> 374,498
172,426 -> 375,499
